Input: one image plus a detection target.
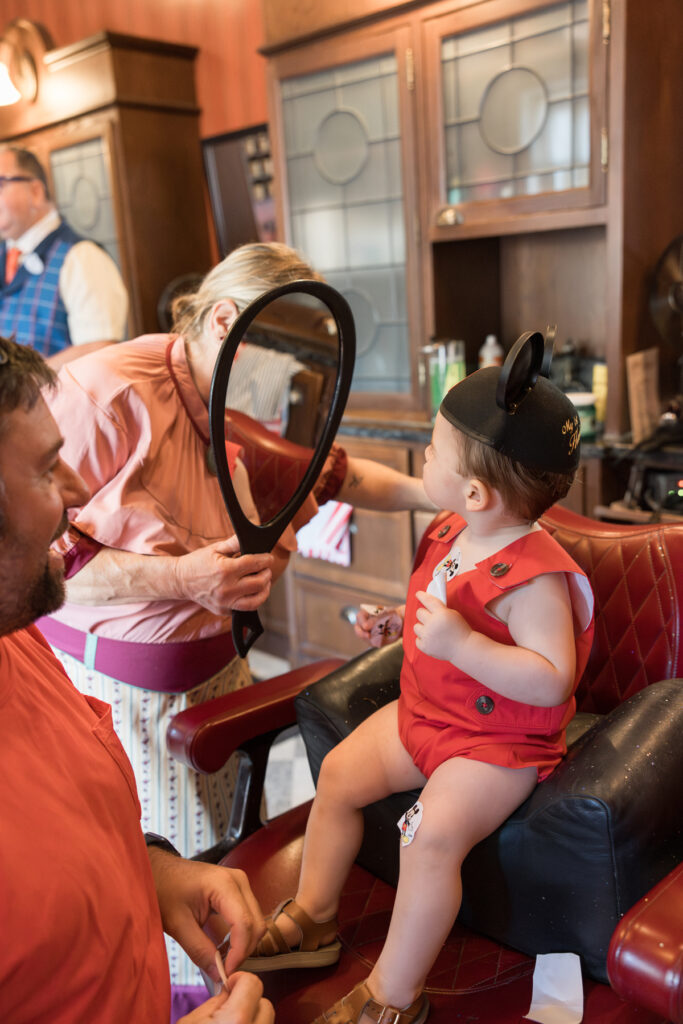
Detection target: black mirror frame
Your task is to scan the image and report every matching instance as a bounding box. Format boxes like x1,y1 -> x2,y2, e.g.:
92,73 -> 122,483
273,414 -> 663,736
209,279 -> 356,656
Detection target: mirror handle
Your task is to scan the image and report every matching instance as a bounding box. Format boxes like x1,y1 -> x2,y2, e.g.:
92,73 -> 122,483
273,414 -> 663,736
231,608 -> 264,659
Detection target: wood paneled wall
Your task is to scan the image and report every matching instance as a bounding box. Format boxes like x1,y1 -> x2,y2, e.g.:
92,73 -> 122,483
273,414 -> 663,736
0,0 -> 268,138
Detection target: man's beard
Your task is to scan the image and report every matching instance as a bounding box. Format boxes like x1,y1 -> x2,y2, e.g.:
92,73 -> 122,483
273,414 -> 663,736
0,557 -> 65,636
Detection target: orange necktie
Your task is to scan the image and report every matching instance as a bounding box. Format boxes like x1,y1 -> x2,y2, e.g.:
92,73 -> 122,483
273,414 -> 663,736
5,247 -> 21,284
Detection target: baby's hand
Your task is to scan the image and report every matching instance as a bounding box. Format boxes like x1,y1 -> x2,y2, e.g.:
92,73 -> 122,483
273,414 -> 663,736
414,591 -> 471,662
355,604 -> 404,648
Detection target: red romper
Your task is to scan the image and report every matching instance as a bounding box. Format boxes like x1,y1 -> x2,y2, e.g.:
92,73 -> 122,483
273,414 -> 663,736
398,514 -> 595,781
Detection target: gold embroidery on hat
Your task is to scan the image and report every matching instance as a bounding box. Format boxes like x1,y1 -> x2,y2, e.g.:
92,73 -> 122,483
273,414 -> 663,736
562,413 -> 581,454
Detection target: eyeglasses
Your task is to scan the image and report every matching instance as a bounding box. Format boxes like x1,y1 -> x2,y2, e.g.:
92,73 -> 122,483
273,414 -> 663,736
0,175 -> 35,191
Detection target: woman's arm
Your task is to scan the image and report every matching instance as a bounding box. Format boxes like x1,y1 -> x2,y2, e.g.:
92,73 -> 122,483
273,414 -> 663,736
64,457 -> 278,614
65,538 -> 274,615
335,456 -> 437,512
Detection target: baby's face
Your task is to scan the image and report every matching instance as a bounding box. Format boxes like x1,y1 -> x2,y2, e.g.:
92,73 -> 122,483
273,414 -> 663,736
423,415 -> 469,513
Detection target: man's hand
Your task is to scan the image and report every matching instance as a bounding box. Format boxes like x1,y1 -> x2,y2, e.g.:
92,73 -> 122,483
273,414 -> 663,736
178,972 -> 274,1023
414,590 -> 471,662
148,851 -> 266,980
175,535 -> 273,615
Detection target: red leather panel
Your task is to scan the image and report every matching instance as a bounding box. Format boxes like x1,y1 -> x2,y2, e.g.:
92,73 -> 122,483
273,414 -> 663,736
224,804 -> 669,1023
226,409 -> 316,523
540,506 -> 683,713
608,862 -> 683,1023
166,659 -> 343,773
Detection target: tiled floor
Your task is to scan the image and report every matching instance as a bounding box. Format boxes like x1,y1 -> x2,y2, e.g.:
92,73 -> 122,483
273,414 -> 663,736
249,650 -> 317,818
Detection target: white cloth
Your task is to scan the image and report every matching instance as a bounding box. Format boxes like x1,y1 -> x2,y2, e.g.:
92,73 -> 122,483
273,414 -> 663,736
525,953 -> 584,1024
9,209 -> 128,344
296,500 -> 353,566
226,341 -> 304,432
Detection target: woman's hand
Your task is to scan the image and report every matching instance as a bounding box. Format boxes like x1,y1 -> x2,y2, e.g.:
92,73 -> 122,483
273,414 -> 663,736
148,850 -> 266,980
354,604 -> 404,647
175,535 -> 273,615
178,973 -> 273,1024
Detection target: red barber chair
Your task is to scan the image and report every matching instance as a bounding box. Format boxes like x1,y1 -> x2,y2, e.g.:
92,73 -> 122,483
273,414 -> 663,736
168,507 -> 683,1023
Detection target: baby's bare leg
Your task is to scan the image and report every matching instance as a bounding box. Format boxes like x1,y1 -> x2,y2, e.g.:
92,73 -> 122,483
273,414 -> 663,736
368,757 -> 538,1009
280,701 -> 423,939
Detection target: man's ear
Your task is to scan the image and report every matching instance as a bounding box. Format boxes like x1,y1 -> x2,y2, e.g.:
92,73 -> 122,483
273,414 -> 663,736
464,476 -> 493,511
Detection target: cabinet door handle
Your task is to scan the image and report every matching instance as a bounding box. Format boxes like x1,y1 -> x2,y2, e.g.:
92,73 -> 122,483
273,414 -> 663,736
436,206 -> 464,227
340,605 -> 358,625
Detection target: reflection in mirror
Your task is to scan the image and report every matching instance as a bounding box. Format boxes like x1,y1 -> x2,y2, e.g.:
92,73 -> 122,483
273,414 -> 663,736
224,293 -> 340,526
210,279 -> 355,659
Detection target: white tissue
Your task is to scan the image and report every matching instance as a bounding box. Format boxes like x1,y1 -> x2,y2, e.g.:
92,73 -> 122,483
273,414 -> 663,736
524,953 -> 583,1024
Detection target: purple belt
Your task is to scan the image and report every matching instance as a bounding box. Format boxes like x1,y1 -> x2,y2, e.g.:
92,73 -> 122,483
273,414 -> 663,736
36,616 -> 238,693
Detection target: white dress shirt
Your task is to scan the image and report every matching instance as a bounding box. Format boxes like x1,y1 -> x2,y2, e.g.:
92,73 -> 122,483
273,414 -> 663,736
9,208 -> 129,345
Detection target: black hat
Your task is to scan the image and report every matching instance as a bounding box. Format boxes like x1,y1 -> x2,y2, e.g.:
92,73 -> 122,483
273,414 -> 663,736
439,331 -> 581,473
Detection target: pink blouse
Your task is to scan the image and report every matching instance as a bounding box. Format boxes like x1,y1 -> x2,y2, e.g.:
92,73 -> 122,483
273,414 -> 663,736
47,334 -> 252,643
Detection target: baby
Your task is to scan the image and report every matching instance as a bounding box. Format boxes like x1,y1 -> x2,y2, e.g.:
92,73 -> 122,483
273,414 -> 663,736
241,333 -> 595,1024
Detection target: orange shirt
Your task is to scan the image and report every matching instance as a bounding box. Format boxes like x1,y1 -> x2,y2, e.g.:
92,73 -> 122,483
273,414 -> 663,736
0,625 -> 170,1023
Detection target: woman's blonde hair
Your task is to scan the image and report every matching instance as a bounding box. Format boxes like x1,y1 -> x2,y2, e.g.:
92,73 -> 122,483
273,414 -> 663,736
171,242 -> 321,340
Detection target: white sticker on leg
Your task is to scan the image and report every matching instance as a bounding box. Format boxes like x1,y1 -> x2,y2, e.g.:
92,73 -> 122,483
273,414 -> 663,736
397,800 -> 423,846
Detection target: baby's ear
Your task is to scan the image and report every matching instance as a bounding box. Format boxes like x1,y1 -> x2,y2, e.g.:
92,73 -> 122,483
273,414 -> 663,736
464,476 -> 493,511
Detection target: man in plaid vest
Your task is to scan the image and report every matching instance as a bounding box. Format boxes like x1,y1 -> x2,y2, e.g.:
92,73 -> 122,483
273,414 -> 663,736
0,146 -> 128,368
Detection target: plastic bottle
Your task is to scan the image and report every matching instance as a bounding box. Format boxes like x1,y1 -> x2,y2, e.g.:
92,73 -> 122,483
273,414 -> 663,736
478,334 -> 504,369
444,340 -> 466,391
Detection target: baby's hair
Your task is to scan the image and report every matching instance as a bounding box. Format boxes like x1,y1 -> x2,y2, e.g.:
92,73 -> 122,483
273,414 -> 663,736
455,428 -> 575,522
171,242 -> 322,340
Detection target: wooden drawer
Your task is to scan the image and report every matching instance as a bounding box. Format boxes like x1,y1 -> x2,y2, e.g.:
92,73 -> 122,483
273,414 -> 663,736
292,576 -> 404,664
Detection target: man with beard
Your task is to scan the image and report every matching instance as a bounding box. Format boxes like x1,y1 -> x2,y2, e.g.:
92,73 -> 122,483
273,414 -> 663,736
0,337 -> 273,1024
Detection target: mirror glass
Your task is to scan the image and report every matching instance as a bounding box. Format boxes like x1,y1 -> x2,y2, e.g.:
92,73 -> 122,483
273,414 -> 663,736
224,292 -> 341,526
210,280 -> 355,657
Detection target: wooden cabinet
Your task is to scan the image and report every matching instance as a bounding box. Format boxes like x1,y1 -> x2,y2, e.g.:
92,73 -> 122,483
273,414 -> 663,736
422,0 -> 607,233
263,0 -> 682,440
261,0 -> 681,664
260,435 -> 418,664
0,31 -> 212,336
267,25 -> 424,417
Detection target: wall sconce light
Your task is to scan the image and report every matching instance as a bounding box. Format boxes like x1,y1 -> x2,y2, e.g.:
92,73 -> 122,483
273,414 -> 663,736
0,19 -> 52,106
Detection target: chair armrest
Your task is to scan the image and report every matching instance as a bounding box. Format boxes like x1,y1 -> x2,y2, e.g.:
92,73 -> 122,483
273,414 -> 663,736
607,861 -> 683,1023
167,659 -> 344,774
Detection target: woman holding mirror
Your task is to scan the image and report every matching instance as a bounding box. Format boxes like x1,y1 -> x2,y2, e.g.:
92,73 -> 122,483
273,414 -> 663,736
39,241 -> 433,1002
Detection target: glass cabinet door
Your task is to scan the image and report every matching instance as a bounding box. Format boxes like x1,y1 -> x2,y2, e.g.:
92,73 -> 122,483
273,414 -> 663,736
270,28 -> 423,412
423,0 -> 607,231
50,135 -> 122,269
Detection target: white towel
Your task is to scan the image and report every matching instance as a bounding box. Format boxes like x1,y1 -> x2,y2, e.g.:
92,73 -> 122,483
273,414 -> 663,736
226,341 -> 304,434
296,501 -> 353,566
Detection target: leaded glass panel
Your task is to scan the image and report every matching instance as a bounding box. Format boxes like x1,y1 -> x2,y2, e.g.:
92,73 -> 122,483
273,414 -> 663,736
442,0 -> 591,204
281,53 -> 410,395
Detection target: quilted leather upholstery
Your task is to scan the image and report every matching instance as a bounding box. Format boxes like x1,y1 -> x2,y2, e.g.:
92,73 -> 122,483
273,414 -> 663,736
539,507 -> 683,712
226,408 -> 313,524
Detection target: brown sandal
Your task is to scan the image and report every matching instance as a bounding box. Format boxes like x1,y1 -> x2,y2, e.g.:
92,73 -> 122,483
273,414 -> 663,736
312,979 -> 429,1024
240,898 -> 341,973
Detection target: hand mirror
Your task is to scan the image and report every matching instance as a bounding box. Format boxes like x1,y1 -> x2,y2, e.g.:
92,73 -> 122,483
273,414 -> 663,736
209,279 -> 356,657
